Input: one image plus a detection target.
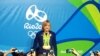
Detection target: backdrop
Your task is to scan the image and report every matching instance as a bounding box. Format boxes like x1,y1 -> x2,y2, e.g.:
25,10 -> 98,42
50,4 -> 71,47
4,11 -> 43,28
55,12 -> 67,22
0,0 -> 100,56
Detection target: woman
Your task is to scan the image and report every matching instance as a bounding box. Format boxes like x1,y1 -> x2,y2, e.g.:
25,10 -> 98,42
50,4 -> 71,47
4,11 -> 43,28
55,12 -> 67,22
33,20 -> 57,56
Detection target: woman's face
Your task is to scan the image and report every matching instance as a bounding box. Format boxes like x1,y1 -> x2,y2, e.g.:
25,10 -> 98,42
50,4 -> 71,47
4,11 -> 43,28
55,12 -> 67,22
43,23 -> 50,32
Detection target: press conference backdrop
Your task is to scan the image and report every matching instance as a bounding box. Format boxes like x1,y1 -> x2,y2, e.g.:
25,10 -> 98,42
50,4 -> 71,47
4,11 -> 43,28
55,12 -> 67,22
0,0 -> 100,56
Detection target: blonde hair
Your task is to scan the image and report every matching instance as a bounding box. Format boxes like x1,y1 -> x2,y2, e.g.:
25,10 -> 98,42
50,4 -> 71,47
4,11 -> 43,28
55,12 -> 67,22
42,20 -> 50,30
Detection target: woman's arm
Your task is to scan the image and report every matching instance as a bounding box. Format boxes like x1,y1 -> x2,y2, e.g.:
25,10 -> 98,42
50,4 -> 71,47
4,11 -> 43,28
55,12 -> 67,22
71,48 -> 81,56
32,32 -> 39,56
4,48 -> 15,56
52,33 -> 57,56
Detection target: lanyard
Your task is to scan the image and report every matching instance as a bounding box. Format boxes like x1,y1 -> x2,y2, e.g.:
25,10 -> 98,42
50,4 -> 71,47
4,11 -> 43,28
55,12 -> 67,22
43,33 -> 50,46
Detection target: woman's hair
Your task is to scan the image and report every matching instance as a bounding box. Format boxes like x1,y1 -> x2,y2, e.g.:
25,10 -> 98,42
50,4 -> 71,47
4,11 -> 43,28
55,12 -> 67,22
42,20 -> 50,30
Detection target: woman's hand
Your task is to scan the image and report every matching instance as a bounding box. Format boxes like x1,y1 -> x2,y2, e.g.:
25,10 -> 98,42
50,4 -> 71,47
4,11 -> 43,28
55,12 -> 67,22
27,51 -> 36,56
32,51 -> 36,56
4,48 -> 16,56
71,48 -> 80,56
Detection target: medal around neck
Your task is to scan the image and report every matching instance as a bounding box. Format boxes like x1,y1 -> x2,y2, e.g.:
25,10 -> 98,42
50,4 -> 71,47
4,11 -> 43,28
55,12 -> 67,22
43,33 -> 51,50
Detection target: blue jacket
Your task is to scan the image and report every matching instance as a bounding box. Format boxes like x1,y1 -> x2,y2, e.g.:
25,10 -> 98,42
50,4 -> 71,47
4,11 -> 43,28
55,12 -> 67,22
33,30 -> 57,56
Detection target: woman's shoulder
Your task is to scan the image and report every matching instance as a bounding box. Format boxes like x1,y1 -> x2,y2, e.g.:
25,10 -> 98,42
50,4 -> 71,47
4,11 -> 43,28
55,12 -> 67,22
49,31 -> 56,35
36,30 -> 43,35
36,30 -> 56,35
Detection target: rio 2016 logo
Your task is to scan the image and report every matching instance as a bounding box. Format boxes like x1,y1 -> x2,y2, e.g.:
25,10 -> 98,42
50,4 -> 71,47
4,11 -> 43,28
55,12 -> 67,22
24,5 -> 48,39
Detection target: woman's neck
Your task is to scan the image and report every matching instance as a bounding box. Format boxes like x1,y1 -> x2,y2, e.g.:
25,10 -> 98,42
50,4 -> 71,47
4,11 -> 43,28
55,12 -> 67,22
44,30 -> 49,33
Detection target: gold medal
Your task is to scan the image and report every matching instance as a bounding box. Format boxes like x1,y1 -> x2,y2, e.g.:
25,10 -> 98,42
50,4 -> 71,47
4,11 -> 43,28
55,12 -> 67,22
43,33 -> 51,50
